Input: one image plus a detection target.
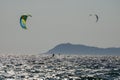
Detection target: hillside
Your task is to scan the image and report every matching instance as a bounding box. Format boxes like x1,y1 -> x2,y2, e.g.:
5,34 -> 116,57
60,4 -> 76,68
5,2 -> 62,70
45,43 -> 120,55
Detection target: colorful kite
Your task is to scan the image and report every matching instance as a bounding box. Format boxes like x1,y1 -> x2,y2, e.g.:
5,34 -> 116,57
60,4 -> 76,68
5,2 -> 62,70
20,14 -> 32,29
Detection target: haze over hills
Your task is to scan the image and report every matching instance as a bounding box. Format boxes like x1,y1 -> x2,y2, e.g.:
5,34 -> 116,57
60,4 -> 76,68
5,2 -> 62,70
46,43 -> 120,55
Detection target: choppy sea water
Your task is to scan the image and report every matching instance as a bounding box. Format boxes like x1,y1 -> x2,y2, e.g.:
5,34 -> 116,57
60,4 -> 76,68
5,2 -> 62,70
0,54 -> 120,80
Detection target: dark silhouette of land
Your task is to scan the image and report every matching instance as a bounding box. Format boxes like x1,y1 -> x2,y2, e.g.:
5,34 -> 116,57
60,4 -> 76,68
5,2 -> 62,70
45,43 -> 120,55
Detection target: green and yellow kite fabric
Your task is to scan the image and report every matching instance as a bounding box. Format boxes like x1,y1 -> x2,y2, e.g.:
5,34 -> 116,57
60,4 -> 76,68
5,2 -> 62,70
20,14 -> 32,29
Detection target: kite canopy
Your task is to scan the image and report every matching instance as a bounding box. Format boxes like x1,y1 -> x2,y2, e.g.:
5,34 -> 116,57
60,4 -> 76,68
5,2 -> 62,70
20,14 -> 32,29
89,14 -> 99,22
95,14 -> 98,22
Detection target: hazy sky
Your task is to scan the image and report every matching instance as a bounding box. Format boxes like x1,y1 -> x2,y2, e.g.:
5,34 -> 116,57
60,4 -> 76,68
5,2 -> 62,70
0,0 -> 120,54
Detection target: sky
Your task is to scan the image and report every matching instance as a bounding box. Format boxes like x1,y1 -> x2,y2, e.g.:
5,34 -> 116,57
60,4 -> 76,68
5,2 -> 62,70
0,0 -> 120,54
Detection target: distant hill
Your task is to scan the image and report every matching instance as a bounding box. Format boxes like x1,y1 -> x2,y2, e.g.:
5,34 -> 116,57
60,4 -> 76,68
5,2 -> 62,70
45,43 -> 120,55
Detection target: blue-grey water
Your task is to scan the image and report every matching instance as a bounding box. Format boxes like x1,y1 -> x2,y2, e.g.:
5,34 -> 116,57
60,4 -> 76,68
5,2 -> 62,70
0,54 -> 120,80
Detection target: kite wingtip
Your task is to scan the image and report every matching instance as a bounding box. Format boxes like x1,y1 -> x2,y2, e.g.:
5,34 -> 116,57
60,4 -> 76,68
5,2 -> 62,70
22,27 -> 28,30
